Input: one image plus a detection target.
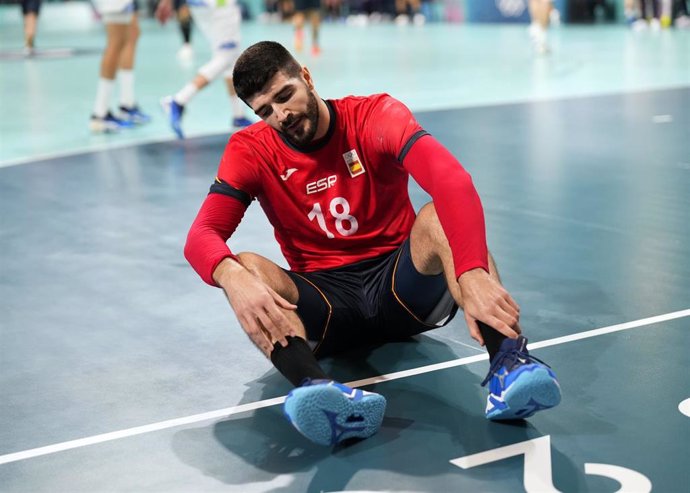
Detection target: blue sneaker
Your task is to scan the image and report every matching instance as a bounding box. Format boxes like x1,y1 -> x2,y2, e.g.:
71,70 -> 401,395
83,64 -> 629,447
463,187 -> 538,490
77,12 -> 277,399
482,336 -> 561,420
89,111 -> 134,133
160,96 -> 185,139
232,116 -> 253,129
119,105 -> 151,125
283,379 -> 386,446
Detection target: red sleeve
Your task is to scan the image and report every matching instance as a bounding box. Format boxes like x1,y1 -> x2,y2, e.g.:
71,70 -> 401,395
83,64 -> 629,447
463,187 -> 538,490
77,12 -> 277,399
363,94 -> 424,158
217,134 -> 262,196
184,193 -> 248,286
403,135 -> 489,279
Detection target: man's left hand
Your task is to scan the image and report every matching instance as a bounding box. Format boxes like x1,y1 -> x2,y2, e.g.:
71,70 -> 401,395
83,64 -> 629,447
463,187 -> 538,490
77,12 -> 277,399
457,268 -> 521,345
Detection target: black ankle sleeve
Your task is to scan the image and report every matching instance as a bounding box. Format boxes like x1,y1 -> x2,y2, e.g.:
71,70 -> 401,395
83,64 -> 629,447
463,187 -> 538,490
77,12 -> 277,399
477,321 -> 507,362
270,336 -> 329,387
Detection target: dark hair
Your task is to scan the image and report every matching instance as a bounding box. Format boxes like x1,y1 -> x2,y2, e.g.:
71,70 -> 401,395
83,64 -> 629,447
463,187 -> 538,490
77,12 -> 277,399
233,41 -> 303,103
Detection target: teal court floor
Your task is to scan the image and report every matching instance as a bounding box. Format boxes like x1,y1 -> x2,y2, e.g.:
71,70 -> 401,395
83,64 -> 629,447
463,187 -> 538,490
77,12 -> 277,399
1,11 -> 689,493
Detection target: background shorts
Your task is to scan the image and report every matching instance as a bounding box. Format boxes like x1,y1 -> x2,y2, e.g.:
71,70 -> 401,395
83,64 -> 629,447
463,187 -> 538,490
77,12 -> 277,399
285,239 -> 458,359
21,0 -> 41,15
294,0 -> 321,12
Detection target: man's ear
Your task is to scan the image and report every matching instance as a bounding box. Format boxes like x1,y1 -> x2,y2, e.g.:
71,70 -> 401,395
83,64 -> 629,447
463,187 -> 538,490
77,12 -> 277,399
301,66 -> 315,90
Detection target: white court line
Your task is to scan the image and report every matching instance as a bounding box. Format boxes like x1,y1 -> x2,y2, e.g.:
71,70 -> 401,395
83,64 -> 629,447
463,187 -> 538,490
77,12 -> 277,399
1,308 -> 688,466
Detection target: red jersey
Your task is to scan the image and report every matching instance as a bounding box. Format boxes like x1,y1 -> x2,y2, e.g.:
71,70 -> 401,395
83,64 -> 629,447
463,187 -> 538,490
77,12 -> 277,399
186,94 -> 489,285
217,94 -> 419,272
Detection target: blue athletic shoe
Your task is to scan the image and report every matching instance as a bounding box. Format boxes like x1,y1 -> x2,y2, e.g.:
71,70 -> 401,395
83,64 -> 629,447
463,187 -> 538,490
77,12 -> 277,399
160,96 -> 185,139
283,379 -> 386,446
89,111 -> 134,133
232,116 -> 253,129
482,336 -> 561,420
119,105 -> 151,125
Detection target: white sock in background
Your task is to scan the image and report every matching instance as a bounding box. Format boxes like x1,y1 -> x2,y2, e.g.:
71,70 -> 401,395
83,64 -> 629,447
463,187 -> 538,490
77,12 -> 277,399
118,70 -> 135,108
93,78 -> 114,118
174,83 -> 199,106
231,94 -> 244,118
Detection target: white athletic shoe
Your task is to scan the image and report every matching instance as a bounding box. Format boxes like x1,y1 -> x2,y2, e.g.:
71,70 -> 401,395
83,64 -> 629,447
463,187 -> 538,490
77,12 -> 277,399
177,43 -> 193,61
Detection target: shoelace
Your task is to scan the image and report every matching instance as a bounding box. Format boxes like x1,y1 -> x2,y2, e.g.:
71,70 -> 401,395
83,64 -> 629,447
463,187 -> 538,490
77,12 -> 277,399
481,347 -> 551,387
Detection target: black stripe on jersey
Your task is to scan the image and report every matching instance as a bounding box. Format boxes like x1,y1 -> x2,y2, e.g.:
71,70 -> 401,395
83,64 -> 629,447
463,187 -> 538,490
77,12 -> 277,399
208,178 -> 252,206
397,130 -> 430,162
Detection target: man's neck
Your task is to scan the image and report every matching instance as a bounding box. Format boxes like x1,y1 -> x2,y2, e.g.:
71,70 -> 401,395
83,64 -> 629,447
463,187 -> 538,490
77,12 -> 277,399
313,98 -> 331,141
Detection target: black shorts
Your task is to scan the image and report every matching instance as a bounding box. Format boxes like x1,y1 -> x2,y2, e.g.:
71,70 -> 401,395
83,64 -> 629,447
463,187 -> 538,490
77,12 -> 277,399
21,0 -> 41,15
285,239 -> 458,358
294,0 -> 321,12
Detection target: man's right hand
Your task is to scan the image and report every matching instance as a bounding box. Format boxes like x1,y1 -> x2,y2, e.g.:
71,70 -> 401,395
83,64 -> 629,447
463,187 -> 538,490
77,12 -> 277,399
213,258 -> 298,357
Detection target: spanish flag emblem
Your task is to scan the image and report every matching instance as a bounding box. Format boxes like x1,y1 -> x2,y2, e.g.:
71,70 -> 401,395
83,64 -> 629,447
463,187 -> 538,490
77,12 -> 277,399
343,149 -> 365,178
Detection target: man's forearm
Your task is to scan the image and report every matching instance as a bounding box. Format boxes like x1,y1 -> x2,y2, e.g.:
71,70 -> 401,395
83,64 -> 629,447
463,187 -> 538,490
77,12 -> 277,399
212,256 -> 246,289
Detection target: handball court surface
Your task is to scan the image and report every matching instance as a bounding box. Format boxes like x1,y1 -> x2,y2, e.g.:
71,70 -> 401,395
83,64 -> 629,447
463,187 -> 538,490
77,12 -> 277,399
1,15 -> 689,493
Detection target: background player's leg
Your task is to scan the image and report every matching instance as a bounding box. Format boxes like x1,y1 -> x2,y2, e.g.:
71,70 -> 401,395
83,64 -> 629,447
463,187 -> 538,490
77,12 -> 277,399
90,20 -> 132,133
117,13 -> 150,124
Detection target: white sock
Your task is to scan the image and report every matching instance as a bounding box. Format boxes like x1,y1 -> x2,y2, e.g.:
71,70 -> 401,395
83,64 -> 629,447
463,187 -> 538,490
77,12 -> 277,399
93,78 -> 114,118
118,69 -> 135,108
231,94 -> 245,118
174,83 -> 199,106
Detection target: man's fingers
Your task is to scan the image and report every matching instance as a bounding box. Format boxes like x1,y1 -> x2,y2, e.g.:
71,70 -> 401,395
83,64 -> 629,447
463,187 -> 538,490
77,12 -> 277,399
504,293 -> 520,315
266,287 -> 298,337
256,310 -> 289,348
465,314 -> 484,346
241,316 -> 274,356
267,286 -> 297,311
487,316 -> 519,339
496,302 -> 519,328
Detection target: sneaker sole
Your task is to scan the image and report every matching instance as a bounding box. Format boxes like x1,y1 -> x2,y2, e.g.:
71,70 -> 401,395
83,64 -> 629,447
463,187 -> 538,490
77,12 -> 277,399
487,367 -> 561,420
284,385 -> 386,446
89,121 -> 119,133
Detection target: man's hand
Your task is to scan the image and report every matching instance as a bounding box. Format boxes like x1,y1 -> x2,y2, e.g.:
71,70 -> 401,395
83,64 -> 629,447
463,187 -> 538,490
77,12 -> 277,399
458,268 -> 521,345
155,0 -> 174,24
214,258 -> 298,357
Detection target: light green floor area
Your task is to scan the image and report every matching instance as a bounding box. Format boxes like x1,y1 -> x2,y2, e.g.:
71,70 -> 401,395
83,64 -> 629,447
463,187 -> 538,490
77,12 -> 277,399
1,17 -> 688,165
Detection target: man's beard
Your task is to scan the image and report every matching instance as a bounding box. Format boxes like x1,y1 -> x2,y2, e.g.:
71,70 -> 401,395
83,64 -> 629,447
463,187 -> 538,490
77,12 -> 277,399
279,91 -> 319,147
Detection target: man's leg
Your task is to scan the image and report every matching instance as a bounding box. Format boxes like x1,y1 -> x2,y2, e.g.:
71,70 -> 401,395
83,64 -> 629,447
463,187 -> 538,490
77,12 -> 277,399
235,252 -> 387,445
408,202 -> 560,420
408,202 -> 518,359
234,252 -> 329,386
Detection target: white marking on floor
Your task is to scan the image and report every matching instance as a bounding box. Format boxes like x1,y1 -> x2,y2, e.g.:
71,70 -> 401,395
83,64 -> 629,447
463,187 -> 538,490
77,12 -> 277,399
0,308 -> 688,466
651,114 -> 673,123
679,398 -> 690,418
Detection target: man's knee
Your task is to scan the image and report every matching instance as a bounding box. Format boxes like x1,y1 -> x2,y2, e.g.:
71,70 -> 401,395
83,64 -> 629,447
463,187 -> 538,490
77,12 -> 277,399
235,252 -> 298,301
409,202 -> 447,275
236,251 -> 271,273
414,202 -> 444,239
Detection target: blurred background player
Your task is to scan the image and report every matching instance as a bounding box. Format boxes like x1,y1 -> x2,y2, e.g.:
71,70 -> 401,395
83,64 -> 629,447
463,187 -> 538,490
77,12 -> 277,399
528,0 -> 553,54
394,0 -> 425,26
157,0 -> 252,139
90,0 -> 151,133
175,0 -> 194,60
20,0 -> 41,56
293,0 -> 321,55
